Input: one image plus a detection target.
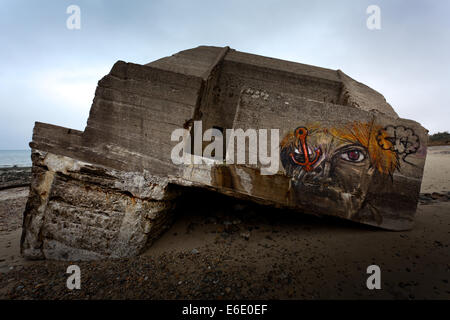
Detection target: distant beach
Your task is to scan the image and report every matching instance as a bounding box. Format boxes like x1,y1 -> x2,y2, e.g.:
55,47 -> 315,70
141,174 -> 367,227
0,150 -> 31,168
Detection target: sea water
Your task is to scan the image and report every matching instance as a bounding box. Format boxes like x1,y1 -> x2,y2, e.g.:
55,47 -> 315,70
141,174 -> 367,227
0,150 -> 32,167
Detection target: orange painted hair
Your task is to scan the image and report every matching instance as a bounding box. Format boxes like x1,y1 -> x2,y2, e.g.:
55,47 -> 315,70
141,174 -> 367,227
330,121 -> 399,175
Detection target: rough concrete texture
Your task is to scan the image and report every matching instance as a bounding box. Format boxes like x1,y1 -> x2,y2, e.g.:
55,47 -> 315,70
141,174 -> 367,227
21,46 -> 428,260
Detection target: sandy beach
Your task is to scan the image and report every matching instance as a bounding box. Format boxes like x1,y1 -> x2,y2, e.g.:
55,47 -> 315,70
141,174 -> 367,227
420,145 -> 450,193
0,146 -> 448,299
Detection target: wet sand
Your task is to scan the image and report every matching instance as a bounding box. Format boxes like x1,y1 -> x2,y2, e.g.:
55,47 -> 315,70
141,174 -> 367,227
0,146 -> 448,299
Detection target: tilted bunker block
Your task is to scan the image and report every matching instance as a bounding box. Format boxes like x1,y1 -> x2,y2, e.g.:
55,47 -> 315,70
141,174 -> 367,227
21,46 -> 428,260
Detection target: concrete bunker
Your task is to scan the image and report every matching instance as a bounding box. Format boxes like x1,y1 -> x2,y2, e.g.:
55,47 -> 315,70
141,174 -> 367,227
21,46 -> 428,260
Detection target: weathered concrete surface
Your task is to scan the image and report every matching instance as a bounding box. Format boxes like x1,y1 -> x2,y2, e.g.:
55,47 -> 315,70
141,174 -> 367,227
21,150 -> 176,260
21,46 -> 428,260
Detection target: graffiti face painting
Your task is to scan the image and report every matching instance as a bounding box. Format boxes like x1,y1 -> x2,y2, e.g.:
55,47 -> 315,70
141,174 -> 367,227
280,121 -> 420,222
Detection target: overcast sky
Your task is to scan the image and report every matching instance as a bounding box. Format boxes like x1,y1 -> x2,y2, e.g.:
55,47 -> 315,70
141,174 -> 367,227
1,0 -> 449,149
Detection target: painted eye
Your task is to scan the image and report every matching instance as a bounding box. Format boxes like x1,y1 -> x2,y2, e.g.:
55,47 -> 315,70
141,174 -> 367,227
340,149 -> 365,162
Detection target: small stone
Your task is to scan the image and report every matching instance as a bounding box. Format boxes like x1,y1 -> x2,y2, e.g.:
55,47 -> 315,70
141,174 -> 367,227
434,241 -> 443,247
431,192 -> 441,200
240,232 -> 250,240
191,248 -> 199,254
